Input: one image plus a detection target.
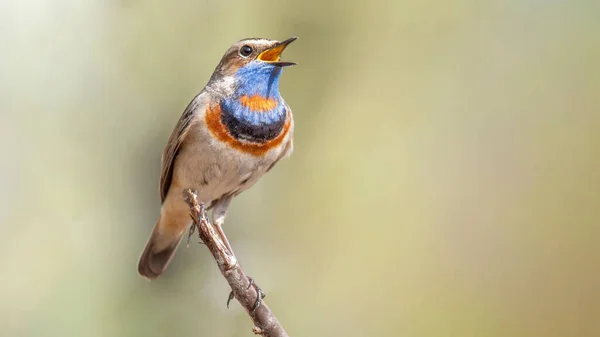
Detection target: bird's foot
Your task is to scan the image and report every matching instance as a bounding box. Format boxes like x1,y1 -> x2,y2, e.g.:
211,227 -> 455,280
248,277 -> 266,313
227,276 -> 266,313
186,201 -> 207,247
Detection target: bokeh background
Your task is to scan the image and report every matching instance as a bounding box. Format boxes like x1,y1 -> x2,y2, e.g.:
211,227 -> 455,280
1,0 -> 599,336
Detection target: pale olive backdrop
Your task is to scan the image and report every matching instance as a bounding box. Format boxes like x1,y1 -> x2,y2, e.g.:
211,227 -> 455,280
1,1 -> 599,336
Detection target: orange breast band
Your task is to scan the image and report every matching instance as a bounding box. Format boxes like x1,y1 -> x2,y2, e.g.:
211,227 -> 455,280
205,104 -> 291,156
239,95 -> 279,112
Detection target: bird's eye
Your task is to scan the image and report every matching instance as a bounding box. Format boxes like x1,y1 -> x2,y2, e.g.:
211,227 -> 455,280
239,45 -> 253,57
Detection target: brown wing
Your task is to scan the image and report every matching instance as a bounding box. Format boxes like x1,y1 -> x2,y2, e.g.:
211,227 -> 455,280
159,95 -> 202,203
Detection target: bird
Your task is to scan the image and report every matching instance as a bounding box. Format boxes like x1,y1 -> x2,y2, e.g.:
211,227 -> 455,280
138,37 -> 297,280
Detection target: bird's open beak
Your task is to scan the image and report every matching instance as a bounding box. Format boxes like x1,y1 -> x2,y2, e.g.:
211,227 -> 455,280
257,37 -> 297,67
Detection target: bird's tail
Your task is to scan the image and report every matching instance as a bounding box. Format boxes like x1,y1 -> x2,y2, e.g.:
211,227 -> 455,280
137,218 -> 186,280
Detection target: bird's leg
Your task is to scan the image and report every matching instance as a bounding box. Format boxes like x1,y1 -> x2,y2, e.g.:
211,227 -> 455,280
187,201 -> 206,246
211,197 -> 234,254
213,196 -> 265,312
214,221 -> 234,253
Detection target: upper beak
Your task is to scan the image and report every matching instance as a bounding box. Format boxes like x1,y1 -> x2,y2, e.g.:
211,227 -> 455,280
257,37 -> 297,67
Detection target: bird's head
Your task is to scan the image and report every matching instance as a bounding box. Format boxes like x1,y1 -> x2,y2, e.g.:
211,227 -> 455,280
209,37 -> 297,98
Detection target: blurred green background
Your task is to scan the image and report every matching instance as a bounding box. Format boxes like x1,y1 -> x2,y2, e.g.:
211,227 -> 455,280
1,0 -> 599,336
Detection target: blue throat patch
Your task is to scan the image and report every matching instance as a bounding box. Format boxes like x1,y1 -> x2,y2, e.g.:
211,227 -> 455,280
220,61 -> 288,142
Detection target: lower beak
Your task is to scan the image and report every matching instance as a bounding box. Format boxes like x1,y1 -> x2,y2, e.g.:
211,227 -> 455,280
257,37 -> 297,67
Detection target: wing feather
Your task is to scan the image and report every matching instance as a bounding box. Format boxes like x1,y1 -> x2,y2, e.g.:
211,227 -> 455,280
159,95 -> 203,203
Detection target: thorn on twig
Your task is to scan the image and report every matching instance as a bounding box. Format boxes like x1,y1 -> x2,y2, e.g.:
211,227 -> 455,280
252,326 -> 263,335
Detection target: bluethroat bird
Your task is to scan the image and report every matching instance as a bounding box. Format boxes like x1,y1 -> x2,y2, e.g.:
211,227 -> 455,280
138,37 -> 297,280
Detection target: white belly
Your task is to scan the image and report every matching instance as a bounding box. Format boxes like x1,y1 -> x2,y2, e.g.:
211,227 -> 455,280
170,121 -> 285,205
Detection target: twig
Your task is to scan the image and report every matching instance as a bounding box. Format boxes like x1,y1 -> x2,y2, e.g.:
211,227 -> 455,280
183,189 -> 289,337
